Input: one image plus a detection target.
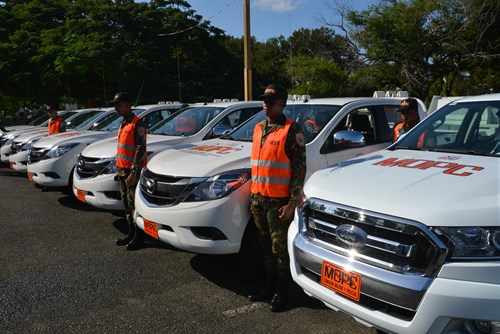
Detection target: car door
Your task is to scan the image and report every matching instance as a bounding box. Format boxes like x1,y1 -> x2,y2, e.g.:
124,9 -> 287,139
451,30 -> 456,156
321,103 -> 397,166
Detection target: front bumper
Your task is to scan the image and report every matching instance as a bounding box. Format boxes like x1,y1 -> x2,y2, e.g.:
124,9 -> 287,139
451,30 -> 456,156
1,145 -> 12,163
73,172 -> 123,210
134,183 -> 252,254
9,151 -> 29,172
288,219 -> 500,334
27,148 -> 80,187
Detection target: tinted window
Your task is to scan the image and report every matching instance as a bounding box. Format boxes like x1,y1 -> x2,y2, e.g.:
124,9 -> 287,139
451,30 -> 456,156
151,106 -> 225,136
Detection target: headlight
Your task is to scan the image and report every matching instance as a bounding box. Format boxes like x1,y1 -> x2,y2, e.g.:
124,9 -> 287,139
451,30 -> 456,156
184,168 -> 251,202
437,227 -> 500,259
99,158 -> 117,175
42,143 -> 79,160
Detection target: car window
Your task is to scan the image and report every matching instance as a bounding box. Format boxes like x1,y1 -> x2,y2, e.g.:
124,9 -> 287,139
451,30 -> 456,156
67,110 -> 102,129
92,108 -> 143,132
226,104 -> 341,143
210,107 -> 262,138
142,108 -> 178,129
396,100 -> 500,155
151,106 -> 225,136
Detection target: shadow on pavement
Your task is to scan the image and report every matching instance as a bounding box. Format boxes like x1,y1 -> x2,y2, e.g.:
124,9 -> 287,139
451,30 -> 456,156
190,253 -> 328,311
57,194 -> 122,214
111,217 -> 178,251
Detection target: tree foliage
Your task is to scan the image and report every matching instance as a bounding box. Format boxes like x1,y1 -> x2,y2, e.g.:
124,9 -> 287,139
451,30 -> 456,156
0,0 -> 498,117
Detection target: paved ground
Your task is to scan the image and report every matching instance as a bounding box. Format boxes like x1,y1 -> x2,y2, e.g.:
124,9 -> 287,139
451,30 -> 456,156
0,163 -> 376,334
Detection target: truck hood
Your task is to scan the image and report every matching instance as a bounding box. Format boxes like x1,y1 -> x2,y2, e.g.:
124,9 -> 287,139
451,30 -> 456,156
146,139 -> 252,177
306,149 -> 499,227
14,129 -> 51,142
32,130 -> 114,149
81,134 -> 185,159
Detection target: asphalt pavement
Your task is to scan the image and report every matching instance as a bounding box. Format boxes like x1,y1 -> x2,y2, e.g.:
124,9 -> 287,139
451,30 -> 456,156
0,163 -> 375,334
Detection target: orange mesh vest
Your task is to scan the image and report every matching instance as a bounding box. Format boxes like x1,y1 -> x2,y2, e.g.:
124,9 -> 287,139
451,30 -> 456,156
48,117 -> 63,135
394,123 -> 427,148
251,119 -> 293,198
116,116 -> 147,169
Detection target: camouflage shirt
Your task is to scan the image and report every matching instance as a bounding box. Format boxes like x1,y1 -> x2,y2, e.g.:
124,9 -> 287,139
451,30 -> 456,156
117,113 -> 148,176
257,113 -> 306,207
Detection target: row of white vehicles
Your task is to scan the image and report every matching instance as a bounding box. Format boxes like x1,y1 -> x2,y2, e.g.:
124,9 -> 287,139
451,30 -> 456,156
2,93 -> 498,334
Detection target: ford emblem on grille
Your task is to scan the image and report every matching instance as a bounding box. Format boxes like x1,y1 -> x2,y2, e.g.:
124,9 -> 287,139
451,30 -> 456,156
145,178 -> 156,194
335,224 -> 368,247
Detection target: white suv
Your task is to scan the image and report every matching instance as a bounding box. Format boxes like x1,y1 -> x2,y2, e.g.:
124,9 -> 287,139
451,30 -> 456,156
288,94 -> 500,334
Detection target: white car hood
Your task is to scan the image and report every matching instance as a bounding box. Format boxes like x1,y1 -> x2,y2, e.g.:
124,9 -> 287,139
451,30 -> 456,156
81,134 -> 185,159
306,149 -> 499,227
147,139 -> 252,177
33,130 -> 114,149
13,129 -> 51,143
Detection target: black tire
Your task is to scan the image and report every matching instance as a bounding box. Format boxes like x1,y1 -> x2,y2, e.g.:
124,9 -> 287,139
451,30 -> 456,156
239,219 -> 265,280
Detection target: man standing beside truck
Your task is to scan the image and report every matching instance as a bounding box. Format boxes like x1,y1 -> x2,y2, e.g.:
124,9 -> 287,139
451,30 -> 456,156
111,92 -> 147,251
47,104 -> 66,135
249,84 -> 306,312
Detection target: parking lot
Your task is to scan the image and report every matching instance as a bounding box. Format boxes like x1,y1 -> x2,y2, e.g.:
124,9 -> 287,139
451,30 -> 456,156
0,163 -> 375,334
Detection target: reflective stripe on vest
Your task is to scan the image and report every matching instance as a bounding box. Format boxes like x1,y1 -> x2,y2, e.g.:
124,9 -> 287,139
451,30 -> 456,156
48,117 -> 63,135
250,119 -> 293,198
116,115 -> 147,169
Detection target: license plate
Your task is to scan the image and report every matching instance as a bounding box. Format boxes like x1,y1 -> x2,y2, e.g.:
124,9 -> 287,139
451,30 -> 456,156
9,162 -> 13,169
143,218 -> 159,239
321,261 -> 362,302
76,189 -> 86,202
28,172 -> 33,182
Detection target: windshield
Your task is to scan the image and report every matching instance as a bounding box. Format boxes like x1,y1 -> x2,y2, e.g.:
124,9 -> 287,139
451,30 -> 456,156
394,100 -> 500,156
29,114 -> 50,126
225,104 -> 341,143
67,110 -> 105,130
151,106 -> 225,136
91,108 -> 143,132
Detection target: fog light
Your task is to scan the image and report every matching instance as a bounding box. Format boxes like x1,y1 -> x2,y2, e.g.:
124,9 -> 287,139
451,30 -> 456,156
190,227 -> 227,240
464,319 -> 494,334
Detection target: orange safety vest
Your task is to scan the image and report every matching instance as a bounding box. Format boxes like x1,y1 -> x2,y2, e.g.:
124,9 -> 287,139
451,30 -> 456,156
116,116 -> 147,169
48,117 -> 63,135
394,122 -> 427,148
251,119 -> 293,198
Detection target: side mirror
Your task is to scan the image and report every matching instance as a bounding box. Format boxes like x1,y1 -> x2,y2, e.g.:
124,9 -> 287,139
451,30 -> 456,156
333,130 -> 365,148
212,125 -> 233,137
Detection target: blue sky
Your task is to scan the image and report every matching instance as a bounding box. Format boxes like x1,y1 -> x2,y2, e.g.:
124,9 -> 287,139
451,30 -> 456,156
185,0 -> 380,41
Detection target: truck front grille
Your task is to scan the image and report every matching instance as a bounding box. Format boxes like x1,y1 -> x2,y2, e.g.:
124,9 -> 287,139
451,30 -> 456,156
140,168 -> 197,206
75,155 -> 109,179
10,142 -> 23,155
296,198 -> 448,315
28,148 -> 49,163
302,199 -> 446,277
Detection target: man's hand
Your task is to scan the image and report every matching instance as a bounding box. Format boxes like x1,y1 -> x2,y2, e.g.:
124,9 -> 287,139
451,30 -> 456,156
278,204 -> 295,222
126,171 -> 139,187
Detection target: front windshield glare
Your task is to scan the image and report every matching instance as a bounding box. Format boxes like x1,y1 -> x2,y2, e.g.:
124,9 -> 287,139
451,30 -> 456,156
227,104 -> 340,144
151,106 -> 224,136
396,101 -> 500,156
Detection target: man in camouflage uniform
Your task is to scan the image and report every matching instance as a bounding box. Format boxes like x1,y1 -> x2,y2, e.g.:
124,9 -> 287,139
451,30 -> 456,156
111,92 -> 148,251
249,84 -> 306,312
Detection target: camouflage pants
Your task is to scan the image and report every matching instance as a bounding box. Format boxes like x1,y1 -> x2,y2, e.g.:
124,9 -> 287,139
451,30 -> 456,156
251,194 -> 292,276
117,170 -> 139,223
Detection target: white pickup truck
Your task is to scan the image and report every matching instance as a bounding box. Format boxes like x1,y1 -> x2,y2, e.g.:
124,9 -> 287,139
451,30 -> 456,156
288,94 -> 500,334
73,101 -> 264,210
133,96 -> 426,257
25,104 -> 183,187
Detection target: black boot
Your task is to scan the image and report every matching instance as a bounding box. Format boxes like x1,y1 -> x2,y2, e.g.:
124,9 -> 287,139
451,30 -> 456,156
270,274 -> 290,312
116,220 -> 134,246
126,223 -> 144,251
248,270 -> 276,302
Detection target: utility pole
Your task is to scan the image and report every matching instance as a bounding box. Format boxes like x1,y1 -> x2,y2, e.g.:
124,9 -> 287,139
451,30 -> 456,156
243,0 -> 252,101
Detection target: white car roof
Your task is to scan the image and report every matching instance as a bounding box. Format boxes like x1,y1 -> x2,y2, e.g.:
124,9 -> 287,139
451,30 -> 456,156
450,93 -> 500,103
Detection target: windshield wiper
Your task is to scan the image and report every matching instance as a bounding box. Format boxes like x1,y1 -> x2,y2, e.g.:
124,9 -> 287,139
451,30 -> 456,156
429,148 -> 497,157
390,145 -> 423,151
